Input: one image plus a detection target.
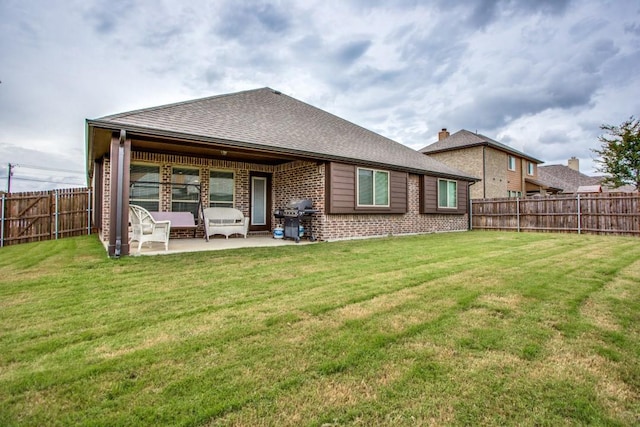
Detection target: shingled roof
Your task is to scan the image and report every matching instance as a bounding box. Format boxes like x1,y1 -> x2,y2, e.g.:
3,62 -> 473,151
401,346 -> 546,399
89,87 -> 475,180
538,165 -> 605,193
419,129 -> 543,164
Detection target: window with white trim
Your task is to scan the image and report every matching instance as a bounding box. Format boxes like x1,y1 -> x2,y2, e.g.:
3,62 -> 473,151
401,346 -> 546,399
209,170 -> 235,208
508,155 -> 516,171
130,164 -> 160,212
508,190 -> 522,198
438,179 -> 458,209
357,168 -> 389,207
172,167 -> 200,217
527,162 -> 534,175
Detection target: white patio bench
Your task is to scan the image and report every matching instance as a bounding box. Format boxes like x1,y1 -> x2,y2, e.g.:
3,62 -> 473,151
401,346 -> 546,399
203,207 -> 249,239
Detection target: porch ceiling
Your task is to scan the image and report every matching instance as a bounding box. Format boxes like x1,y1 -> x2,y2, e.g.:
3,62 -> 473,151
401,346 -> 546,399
89,126 -> 303,170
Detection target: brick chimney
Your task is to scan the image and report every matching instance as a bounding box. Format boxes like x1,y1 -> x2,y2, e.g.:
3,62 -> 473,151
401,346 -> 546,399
568,157 -> 579,172
438,128 -> 450,141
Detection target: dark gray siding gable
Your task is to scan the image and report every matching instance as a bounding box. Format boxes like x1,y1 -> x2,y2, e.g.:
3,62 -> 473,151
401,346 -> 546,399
326,162 -> 407,214
420,175 -> 469,215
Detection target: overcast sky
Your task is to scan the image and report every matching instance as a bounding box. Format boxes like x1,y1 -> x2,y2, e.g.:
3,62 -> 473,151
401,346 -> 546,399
1,0 -> 639,192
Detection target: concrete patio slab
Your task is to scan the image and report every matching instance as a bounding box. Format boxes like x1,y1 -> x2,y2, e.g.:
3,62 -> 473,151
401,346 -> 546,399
126,235 -> 314,256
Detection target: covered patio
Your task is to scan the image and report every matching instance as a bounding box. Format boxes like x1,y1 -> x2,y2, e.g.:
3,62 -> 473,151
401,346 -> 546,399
112,233 -> 316,256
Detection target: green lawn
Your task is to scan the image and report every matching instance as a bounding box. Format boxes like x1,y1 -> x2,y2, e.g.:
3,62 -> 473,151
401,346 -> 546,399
0,231 -> 639,426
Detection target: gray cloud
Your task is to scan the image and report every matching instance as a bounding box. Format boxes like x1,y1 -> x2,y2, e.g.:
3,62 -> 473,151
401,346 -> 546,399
437,0 -> 571,30
577,39 -> 619,73
85,0 -> 136,34
1,0 -> 639,188
569,16 -> 609,40
334,40 -> 371,66
440,74 -> 599,132
539,130 -> 572,145
625,22 -> 640,36
215,1 -> 292,42
139,26 -> 186,49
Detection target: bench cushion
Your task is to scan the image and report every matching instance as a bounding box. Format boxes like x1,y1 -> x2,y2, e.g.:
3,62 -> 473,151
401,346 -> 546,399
150,212 -> 196,228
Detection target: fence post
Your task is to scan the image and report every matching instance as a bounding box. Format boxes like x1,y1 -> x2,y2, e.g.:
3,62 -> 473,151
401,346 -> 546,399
577,193 -> 581,234
87,188 -> 92,235
516,197 -> 520,232
54,190 -> 59,240
1,194 -> 4,247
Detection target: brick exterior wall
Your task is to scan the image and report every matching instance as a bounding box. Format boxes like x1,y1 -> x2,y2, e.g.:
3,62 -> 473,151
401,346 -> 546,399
484,147 -> 508,198
101,158 -> 111,242
428,147 -> 483,180
273,161 -> 325,240
98,152 -> 469,243
318,174 -> 467,241
426,147 -> 522,199
427,147 -> 487,199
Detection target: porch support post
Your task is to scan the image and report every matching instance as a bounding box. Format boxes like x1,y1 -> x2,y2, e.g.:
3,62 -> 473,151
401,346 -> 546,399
108,130 -> 131,257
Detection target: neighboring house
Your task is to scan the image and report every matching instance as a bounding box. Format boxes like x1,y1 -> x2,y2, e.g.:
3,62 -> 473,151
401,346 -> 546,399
419,129 -> 556,199
86,88 -> 478,256
538,157 -> 636,193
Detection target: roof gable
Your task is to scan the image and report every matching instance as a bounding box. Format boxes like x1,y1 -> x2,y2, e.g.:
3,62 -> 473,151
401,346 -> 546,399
91,88 -> 475,180
538,165 -> 602,193
419,129 -> 543,163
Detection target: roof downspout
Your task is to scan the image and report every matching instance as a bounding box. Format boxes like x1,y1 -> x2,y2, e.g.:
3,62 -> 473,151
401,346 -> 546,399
482,145 -> 487,198
114,130 -> 126,258
468,181 -> 477,231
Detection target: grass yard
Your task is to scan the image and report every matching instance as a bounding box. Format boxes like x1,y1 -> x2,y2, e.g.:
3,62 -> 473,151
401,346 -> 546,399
0,231 -> 639,426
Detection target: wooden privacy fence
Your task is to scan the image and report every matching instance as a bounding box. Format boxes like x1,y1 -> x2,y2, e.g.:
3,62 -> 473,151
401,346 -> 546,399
1,188 -> 92,247
471,192 -> 640,236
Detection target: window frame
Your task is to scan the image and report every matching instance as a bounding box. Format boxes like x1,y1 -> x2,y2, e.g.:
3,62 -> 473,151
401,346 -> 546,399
508,155 -> 516,171
527,162 -> 534,176
356,167 -> 390,207
437,179 -> 458,209
209,169 -> 235,208
129,163 -> 161,212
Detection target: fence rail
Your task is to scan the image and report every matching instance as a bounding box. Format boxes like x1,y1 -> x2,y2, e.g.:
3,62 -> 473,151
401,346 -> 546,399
471,192 -> 640,236
1,188 -> 92,247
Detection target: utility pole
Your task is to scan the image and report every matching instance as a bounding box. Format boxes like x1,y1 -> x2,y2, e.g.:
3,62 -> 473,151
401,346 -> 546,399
6,163 -> 13,193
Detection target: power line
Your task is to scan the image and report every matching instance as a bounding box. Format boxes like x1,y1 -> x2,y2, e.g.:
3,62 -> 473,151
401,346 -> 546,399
9,176 -> 85,185
9,163 -> 84,174
3,162 -> 86,192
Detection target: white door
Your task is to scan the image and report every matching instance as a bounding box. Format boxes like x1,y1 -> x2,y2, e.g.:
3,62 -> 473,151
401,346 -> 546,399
251,176 -> 267,226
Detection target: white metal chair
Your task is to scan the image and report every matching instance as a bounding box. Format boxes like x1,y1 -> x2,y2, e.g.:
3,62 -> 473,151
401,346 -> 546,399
128,204 -> 171,253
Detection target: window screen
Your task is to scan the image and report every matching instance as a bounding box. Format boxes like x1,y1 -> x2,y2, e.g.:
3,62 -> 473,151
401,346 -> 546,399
210,171 -> 234,208
130,164 -> 160,212
357,168 -> 389,206
172,167 -> 200,217
438,179 -> 457,208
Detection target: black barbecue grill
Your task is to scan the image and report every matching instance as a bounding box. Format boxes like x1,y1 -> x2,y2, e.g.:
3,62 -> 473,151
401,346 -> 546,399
274,199 -> 318,242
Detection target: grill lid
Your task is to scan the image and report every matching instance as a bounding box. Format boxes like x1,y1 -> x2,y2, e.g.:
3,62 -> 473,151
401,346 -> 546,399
286,199 -> 313,210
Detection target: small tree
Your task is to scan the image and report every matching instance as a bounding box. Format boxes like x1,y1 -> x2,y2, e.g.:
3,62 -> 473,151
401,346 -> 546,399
592,117 -> 640,191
